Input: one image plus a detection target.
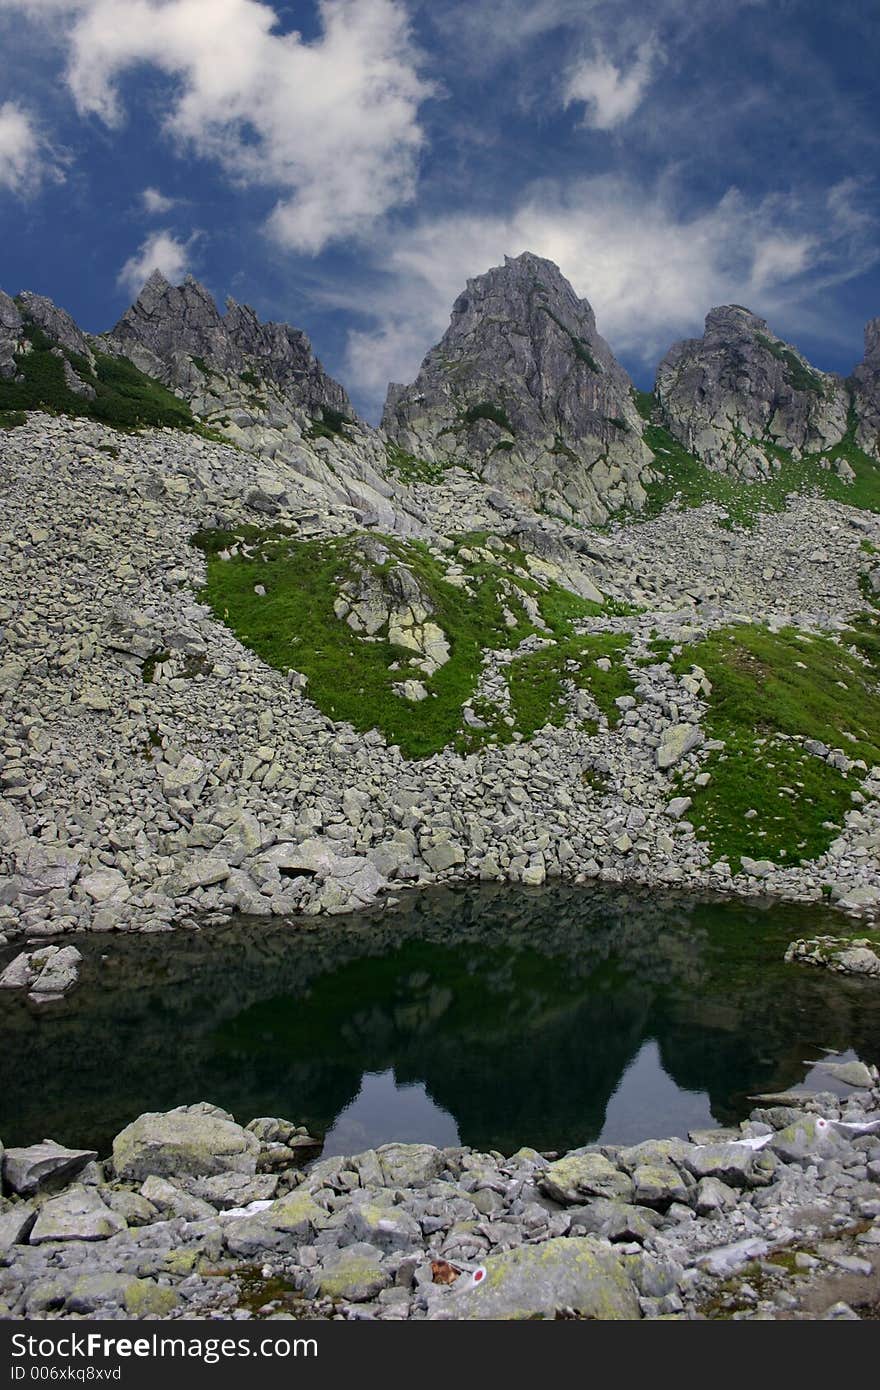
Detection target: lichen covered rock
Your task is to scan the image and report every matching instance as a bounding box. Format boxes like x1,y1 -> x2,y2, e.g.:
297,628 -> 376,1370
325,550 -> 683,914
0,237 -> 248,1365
430,1236 -> 640,1319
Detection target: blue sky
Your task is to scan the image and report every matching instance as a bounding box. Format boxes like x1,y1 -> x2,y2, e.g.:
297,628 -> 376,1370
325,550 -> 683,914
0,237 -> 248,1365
1,0 -> 879,420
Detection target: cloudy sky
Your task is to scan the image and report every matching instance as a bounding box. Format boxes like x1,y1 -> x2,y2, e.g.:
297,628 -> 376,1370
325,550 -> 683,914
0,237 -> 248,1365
1,0 -> 878,419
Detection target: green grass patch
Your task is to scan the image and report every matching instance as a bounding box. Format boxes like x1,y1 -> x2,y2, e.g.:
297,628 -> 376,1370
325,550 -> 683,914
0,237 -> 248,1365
0,316 -> 213,435
385,443 -> 447,485
636,409 -> 880,527
303,405 -> 354,441
508,634 -> 632,738
192,527 -> 629,759
0,409 -> 26,429
632,389 -> 655,423
670,625 -> 880,864
462,401 -> 514,433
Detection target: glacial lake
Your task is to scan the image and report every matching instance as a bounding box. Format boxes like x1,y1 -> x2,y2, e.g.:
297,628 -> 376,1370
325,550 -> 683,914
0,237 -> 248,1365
1,883 -> 879,1159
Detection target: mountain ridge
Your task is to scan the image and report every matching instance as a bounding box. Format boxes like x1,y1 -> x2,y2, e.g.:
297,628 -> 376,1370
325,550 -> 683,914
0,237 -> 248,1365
3,255 -> 880,525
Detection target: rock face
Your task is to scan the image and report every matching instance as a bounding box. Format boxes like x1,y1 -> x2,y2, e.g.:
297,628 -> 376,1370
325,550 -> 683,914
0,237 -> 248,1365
17,292 -> 95,367
0,290 -> 24,379
106,272 -> 423,535
656,306 -> 849,478
108,270 -> 350,420
852,318 -> 880,459
382,252 -> 654,524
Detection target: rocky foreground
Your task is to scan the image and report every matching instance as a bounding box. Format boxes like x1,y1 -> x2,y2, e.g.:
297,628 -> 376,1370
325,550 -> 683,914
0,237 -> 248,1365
1,1076 -> 879,1321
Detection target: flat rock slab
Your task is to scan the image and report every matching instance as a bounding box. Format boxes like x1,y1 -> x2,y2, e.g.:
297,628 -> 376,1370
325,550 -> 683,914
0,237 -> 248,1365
112,1103 -> 260,1181
431,1236 -> 640,1319
29,1185 -> 126,1243
3,1141 -> 97,1196
540,1152 -> 633,1204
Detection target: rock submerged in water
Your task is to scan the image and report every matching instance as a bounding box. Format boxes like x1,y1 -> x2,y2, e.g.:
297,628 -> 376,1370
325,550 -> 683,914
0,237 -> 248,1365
785,935 -> 880,978
0,945 -> 82,1000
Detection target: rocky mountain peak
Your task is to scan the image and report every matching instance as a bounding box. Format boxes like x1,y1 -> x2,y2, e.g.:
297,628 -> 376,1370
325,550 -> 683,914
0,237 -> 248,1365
703,304 -> 768,338
656,305 -> 849,478
864,316 -> 880,363
109,273 -> 352,420
382,252 -> 653,525
852,316 -> 880,459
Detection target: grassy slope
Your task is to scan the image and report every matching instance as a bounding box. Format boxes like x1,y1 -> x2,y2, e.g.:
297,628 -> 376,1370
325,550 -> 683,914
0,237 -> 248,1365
0,317 -> 213,435
633,391 -> 880,527
508,634 -> 632,739
193,527 -> 632,759
671,624 -> 880,866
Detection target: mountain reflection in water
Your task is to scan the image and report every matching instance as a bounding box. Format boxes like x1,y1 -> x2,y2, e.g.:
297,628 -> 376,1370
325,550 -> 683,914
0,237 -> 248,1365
1,882 -> 879,1156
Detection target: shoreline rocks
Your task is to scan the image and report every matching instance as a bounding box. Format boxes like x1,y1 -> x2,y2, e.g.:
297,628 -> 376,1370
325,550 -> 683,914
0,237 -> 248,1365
1,1081 -> 878,1321
785,934 -> 880,978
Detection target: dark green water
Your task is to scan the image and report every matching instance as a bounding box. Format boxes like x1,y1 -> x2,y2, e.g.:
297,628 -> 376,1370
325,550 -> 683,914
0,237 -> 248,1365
1,883 -> 879,1158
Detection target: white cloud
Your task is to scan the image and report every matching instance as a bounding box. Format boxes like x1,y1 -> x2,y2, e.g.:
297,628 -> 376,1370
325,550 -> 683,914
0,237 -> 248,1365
117,229 -> 192,297
338,174 -> 879,415
3,0 -> 431,253
0,100 -> 63,195
564,38 -> 659,129
750,235 -> 814,290
142,186 -> 176,215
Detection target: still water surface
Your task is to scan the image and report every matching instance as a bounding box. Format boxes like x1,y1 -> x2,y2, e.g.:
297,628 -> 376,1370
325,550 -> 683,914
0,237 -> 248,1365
1,884 -> 878,1156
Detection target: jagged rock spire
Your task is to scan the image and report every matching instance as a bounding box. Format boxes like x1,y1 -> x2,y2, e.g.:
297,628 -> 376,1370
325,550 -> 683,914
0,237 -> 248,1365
382,252 -> 653,524
110,273 -> 352,419
851,317 -> 880,459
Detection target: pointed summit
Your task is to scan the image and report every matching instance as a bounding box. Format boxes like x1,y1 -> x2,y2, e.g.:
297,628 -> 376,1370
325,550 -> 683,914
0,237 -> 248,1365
851,317 -> 880,459
382,252 -> 652,523
655,306 -> 849,478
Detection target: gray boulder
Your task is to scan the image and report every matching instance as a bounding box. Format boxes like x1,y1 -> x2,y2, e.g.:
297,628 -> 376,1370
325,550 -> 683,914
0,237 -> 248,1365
310,1242 -> 391,1302
768,1115 -> 850,1165
112,1103 -> 260,1181
429,1236 -> 640,1320
0,1202 -> 36,1253
29,1185 -> 126,1243
0,945 -> 82,997
656,723 -> 703,771
3,1140 -> 98,1196
540,1152 -> 633,1204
